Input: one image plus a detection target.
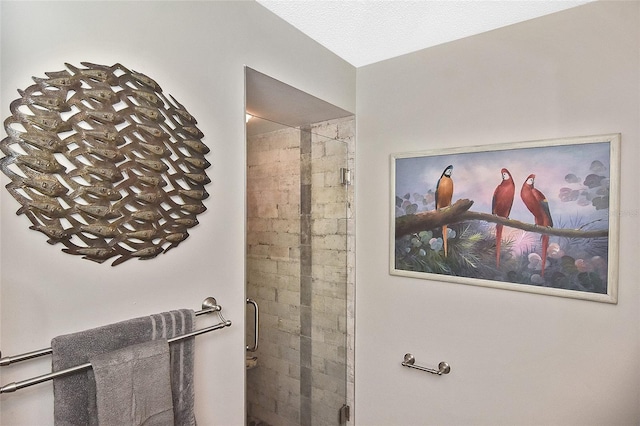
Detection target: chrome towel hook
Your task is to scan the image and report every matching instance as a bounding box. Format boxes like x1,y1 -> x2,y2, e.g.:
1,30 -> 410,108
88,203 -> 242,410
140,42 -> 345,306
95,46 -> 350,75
402,353 -> 451,375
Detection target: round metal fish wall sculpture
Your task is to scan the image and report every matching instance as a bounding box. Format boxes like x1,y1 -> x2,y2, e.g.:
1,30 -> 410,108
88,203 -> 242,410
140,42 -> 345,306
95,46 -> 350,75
0,63 -> 211,266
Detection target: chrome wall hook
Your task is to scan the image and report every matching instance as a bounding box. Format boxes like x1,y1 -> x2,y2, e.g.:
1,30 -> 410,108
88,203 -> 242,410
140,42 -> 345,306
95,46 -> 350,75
402,353 -> 451,375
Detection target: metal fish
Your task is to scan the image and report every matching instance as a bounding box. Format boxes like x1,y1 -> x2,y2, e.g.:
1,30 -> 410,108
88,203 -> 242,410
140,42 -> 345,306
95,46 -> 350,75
132,90 -> 161,106
183,157 -> 210,169
84,89 -> 118,104
76,185 -> 122,201
182,139 -> 209,154
80,69 -> 110,82
131,210 -> 162,221
29,224 -> 69,240
70,247 -> 116,259
80,223 -> 119,238
136,175 -> 166,187
137,124 -> 165,138
28,94 -> 69,112
32,71 -> 74,89
26,114 -> 71,133
125,229 -> 157,240
182,126 -> 203,138
23,175 -> 68,197
76,204 -> 121,219
135,191 -> 163,203
66,63 -> 112,83
178,189 -> 209,200
84,110 -> 121,124
130,72 -> 159,90
167,96 -> 195,121
171,107 -> 194,123
139,142 -> 166,157
84,129 -> 122,144
135,159 -> 167,173
181,204 -> 206,214
165,232 -> 188,243
16,153 -> 64,173
16,129 -> 65,152
86,166 -> 123,182
87,146 -> 125,162
174,218 -> 199,227
185,173 -> 210,185
44,70 -> 72,79
131,246 -> 163,258
21,200 -> 66,217
135,106 -> 162,121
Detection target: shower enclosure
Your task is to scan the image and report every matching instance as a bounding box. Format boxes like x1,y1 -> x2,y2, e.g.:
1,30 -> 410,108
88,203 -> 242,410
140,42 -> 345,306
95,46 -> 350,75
245,68 -> 354,426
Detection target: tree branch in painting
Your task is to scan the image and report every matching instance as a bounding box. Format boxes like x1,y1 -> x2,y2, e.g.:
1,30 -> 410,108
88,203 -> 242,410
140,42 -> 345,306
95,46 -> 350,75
395,199 -> 609,239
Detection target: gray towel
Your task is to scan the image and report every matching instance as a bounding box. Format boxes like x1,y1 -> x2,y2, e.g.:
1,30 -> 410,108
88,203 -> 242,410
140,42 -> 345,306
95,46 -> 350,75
91,339 -> 174,426
52,309 -> 196,426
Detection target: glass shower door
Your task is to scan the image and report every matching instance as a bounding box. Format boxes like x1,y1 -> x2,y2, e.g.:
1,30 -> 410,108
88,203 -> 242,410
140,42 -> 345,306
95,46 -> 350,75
306,123 -> 351,426
245,116 -> 353,426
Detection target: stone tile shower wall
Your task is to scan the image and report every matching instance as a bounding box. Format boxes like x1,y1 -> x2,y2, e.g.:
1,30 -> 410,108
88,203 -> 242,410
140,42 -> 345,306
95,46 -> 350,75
247,126 -> 302,426
246,117 -> 354,426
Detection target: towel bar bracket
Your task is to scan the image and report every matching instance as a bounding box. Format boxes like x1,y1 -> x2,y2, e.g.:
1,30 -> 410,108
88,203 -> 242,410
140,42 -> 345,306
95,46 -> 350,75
201,297 -> 220,312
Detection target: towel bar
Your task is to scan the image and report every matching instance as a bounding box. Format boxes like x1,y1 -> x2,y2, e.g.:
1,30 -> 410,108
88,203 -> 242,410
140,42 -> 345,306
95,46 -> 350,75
0,297 -> 232,394
401,353 -> 451,375
0,297 -> 223,367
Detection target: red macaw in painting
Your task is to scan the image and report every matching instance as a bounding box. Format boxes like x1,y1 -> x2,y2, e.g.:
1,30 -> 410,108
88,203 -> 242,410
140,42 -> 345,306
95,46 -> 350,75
492,168 -> 515,268
521,174 -> 553,277
435,165 -> 454,257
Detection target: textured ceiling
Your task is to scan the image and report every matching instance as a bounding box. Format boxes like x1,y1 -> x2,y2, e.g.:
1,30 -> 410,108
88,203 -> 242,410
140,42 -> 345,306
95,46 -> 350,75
257,0 -> 593,67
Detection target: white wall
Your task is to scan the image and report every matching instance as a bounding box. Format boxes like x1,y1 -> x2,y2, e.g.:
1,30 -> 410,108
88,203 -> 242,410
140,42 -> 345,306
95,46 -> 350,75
355,2 -> 639,425
0,2 -> 355,425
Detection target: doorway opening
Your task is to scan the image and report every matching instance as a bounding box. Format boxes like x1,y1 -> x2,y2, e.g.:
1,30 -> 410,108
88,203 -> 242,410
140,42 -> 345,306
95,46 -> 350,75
245,67 -> 355,425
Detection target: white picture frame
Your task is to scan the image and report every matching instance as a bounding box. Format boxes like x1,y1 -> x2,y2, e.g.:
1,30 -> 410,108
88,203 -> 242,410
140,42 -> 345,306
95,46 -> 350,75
390,134 -> 620,304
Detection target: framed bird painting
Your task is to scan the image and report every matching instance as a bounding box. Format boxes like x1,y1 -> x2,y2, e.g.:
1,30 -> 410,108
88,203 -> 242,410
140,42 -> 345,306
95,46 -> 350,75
390,133 -> 620,303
